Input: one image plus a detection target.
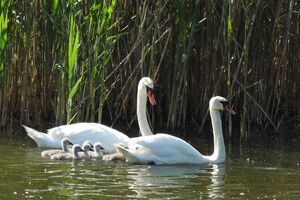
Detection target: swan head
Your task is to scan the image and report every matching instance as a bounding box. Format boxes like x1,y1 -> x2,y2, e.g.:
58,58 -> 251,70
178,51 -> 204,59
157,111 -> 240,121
82,140 -> 94,149
82,142 -> 93,152
209,96 -> 235,115
61,138 -> 73,146
61,138 -> 73,147
72,144 -> 84,154
139,77 -> 156,105
94,143 -> 105,154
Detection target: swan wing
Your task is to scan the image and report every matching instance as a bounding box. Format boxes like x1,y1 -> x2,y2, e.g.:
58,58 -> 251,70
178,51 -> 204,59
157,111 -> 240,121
123,134 -> 204,164
47,123 -> 129,153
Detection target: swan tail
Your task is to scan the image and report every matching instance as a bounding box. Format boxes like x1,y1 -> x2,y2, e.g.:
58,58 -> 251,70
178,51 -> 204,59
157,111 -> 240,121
22,125 -> 51,147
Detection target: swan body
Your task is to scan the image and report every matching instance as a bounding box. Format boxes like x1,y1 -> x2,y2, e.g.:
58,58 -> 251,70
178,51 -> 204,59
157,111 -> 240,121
116,134 -> 205,165
24,123 -> 129,154
103,152 -> 125,161
23,77 -> 156,153
50,144 -> 83,160
116,96 -> 235,165
88,143 -> 105,159
41,138 -> 73,157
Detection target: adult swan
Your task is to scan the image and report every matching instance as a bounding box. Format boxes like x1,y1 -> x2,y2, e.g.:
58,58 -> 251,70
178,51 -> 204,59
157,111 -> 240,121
116,96 -> 235,165
23,77 -> 156,153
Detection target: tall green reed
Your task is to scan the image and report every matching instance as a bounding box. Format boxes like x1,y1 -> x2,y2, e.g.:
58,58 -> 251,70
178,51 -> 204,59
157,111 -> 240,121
66,15 -> 80,123
85,0 -> 117,123
167,0 -> 198,130
0,0 -> 9,126
1,1 -> 299,143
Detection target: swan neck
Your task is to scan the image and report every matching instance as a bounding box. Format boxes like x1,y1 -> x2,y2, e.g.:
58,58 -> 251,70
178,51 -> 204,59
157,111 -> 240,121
84,151 -> 89,158
62,143 -> 68,152
94,147 -> 102,157
73,150 -> 80,159
137,84 -> 153,136
209,109 -> 226,162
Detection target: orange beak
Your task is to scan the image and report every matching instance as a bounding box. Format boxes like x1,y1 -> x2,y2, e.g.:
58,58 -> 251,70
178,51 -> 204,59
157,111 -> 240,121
224,104 -> 236,115
147,91 -> 157,105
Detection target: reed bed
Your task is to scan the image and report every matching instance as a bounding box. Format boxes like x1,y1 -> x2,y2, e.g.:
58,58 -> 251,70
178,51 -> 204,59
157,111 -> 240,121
0,0 -> 299,142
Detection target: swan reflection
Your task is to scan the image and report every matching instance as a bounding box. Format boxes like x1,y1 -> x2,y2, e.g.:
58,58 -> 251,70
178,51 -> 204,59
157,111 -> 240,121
125,164 -> 225,199
207,164 -> 225,199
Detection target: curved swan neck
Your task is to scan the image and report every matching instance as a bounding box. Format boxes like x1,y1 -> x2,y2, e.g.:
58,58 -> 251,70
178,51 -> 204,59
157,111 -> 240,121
209,109 -> 226,162
137,81 -> 153,136
73,150 -> 81,159
62,143 -> 68,152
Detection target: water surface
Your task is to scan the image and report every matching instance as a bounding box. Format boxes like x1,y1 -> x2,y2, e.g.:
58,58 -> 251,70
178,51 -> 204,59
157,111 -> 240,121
0,136 -> 299,199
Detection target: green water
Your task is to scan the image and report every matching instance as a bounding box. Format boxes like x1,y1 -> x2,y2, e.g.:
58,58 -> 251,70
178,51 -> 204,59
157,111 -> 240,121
0,136 -> 299,200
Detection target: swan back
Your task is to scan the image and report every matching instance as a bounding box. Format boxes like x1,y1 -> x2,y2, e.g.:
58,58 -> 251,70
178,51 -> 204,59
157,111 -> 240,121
46,123 -> 129,153
117,134 -> 206,165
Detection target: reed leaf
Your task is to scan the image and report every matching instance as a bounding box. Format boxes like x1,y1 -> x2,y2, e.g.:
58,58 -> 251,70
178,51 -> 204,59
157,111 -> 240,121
66,14 -> 80,123
53,0 -> 59,16
68,75 -> 83,102
68,16 -> 79,80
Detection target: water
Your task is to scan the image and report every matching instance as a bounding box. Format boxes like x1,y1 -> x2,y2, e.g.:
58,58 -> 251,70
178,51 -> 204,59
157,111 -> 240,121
0,136 -> 299,200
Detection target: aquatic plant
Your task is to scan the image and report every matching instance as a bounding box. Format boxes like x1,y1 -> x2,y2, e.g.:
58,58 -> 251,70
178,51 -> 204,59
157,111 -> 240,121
0,1 -> 299,142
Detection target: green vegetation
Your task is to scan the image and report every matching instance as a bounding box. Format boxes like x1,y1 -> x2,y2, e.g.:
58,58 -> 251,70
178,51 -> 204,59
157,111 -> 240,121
0,1 -> 299,142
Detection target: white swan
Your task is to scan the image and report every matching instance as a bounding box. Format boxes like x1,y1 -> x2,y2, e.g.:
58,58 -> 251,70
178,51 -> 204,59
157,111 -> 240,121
116,96 -> 235,165
50,144 -> 83,160
23,77 -> 156,153
41,138 -> 73,157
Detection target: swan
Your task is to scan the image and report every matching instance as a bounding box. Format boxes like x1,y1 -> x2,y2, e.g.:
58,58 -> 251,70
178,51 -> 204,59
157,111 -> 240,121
115,96 -> 235,165
22,77 -> 156,153
50,144 -> 83,160
79,141 -> 94,159
41,138 -> 73,157
78,141 -> 125,161
88,143 -> 105,159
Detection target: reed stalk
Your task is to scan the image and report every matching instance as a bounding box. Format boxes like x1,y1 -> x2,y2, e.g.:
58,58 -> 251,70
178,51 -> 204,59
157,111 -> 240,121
0,1 -> 9,127
0,1 -> 299,142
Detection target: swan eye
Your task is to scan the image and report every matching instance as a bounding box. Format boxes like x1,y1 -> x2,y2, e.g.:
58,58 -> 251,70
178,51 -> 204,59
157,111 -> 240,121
220,100 -> 229,107
135,146 -> 139,150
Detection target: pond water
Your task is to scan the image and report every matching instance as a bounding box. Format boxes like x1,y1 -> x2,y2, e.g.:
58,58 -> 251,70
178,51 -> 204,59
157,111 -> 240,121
0,134 -> 299,200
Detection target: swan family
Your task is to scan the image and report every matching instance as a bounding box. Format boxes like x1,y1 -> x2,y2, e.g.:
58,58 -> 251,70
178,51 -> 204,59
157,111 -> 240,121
23,77 -> 235,165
